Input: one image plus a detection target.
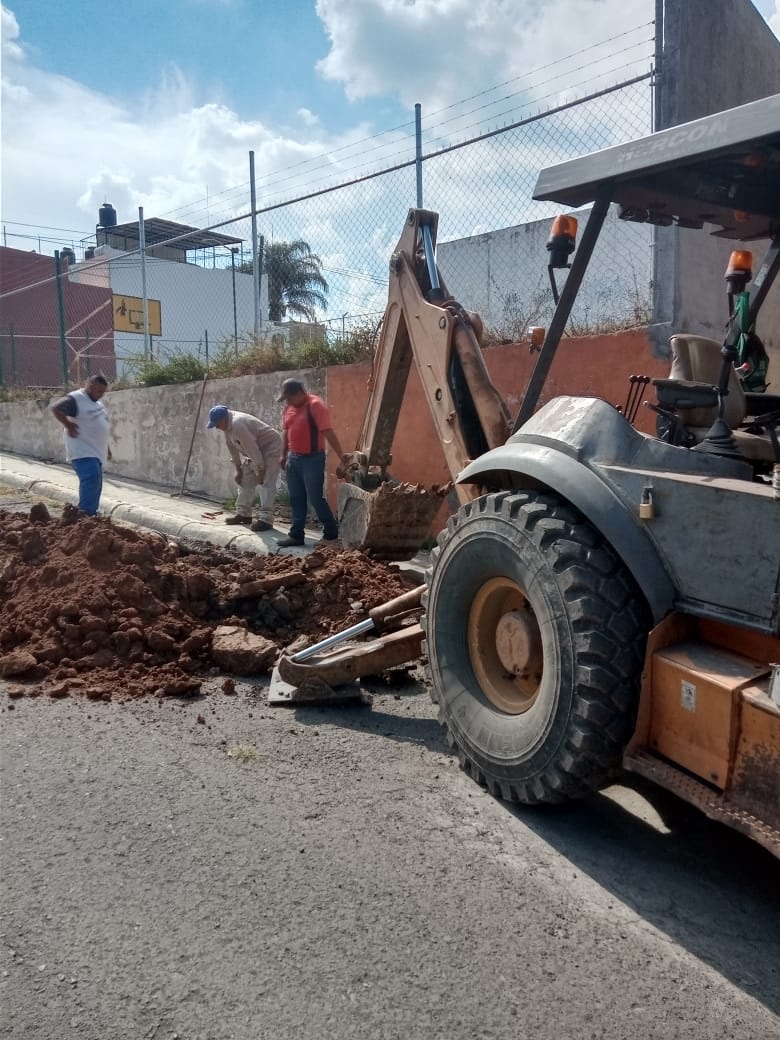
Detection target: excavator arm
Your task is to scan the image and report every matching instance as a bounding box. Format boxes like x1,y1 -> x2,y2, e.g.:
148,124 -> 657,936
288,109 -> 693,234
338,209 -> 512,558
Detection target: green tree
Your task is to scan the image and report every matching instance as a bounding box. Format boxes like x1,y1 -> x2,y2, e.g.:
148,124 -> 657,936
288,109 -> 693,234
262,240 -> 329,322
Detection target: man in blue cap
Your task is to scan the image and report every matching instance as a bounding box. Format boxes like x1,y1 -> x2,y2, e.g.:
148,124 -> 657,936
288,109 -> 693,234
206,405 -> 282,531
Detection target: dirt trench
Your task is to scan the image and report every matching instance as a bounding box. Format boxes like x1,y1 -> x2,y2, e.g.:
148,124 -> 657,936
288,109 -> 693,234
0,504 -> 413,702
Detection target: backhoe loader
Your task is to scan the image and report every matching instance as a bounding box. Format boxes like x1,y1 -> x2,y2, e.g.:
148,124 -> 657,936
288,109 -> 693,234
288,93 -> 780,856
336,208 -> 513,559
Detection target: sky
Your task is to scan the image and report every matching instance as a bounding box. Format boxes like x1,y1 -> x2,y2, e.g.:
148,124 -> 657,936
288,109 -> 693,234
2,0 -> 779,263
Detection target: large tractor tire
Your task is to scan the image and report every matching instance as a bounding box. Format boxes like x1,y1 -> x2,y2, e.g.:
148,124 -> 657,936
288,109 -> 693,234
422,490 -> 649,804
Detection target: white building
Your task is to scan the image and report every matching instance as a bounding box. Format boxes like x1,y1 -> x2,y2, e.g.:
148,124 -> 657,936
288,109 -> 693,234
68,210 -> 281,379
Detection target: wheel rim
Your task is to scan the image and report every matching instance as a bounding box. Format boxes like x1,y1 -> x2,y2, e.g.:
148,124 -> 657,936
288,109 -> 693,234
467,576 -> 543,714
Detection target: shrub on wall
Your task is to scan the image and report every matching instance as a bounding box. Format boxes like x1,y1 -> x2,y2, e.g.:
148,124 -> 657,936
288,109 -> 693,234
135,354 -> 207,386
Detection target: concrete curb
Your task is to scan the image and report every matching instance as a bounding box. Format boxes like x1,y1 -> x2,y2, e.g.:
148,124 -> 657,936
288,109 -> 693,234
105,502 -> 265,550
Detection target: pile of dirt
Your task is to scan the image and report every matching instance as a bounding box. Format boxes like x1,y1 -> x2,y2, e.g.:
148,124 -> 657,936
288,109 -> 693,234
0,504 -> 413,701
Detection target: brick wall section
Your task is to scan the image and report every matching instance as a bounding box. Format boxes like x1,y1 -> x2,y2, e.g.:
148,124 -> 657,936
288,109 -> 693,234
0,247 -> 116,386
325,327 -> 669,532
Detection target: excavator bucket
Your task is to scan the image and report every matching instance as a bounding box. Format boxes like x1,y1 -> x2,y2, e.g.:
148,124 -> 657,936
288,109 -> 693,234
337,480 -> 449,560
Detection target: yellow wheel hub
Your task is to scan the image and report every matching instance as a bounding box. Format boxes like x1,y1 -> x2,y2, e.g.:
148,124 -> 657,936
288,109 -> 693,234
467,576 -> 543,714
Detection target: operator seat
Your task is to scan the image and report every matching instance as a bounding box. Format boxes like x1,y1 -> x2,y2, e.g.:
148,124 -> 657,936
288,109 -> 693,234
654,334 -> 776,464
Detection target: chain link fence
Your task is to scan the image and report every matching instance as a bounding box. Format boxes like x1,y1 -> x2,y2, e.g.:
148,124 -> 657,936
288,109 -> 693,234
1,68 -> 653,390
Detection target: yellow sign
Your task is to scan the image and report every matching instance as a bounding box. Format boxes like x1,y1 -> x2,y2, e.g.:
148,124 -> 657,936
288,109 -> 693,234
112,294 -> 162,336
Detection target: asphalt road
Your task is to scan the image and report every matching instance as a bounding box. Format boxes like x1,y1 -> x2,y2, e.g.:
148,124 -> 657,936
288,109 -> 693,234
1,672 -> 778,1040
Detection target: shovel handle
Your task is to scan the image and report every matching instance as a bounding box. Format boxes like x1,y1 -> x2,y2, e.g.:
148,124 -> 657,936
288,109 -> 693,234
368,585 -> 425,628
289,585 -> 426,664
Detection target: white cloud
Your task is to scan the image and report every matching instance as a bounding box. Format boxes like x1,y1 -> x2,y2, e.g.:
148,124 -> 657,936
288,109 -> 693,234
315,0 -> 651,110
0,6 -> 358,247
753,0 -> 780,34
0,3 -> 22,61
2,1 -> 422,269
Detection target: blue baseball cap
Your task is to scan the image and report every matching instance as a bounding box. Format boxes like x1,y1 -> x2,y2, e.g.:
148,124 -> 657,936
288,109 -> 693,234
206,405 -> 229,428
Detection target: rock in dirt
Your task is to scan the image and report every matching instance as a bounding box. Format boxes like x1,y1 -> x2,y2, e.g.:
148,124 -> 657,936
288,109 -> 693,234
0,650 -> 39,677
211,626 -> 278,676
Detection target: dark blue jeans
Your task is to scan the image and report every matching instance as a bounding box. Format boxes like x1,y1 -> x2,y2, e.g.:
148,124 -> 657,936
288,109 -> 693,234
286,451 -> 338,541
71,456 -> 103,515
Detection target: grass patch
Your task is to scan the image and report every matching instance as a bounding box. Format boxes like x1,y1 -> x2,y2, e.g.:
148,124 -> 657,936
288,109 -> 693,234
227,744 -> 259,762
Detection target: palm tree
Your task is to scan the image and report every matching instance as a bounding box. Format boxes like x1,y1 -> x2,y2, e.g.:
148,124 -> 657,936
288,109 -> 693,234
257,240 -> 329,322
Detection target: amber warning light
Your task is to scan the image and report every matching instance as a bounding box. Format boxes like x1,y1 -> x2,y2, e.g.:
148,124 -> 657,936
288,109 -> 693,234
547,215 -> 578,270
546,215 -> 578,304
725,250 -> 752,295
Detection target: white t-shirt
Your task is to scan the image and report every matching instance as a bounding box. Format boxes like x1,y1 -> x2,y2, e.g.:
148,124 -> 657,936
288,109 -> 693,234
59,387 -> 111,464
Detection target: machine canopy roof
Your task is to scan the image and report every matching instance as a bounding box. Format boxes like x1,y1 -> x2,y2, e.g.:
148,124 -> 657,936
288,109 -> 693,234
533,93 -> 780,240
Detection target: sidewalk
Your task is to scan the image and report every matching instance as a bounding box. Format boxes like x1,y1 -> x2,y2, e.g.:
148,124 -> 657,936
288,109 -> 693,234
0,451 -> 431,577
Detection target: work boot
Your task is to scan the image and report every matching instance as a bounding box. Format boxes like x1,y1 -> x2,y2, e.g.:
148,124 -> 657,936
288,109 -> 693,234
225,515 -> 251,526
276,535 -> 305,547
250,519 -> 273,532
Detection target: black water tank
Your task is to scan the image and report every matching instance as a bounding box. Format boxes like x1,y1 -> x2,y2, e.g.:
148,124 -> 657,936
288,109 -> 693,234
61,247 -> 76,265
84,246 -> 96,260
98,203 -> 117,228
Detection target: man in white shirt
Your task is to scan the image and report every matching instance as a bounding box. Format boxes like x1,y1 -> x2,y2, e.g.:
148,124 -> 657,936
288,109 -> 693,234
207,405 -> 282,532
51,375 -> 112,516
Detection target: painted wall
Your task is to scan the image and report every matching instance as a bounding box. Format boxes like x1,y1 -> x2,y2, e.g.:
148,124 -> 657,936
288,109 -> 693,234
91,247 -> 258,374
325,328 -> 668,525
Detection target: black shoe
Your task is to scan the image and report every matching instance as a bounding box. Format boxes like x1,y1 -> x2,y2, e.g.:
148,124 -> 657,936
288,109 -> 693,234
276,536 -> 305,548
250,519 -> 273,532
318,534 -> 340,543
225,515 -> 252,526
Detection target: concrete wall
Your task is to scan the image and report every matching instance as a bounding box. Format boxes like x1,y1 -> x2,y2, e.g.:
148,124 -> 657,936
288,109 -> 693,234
657,0 -> 780,129
438,211 -> 653,340
1,330 -> 670,531
0,367 -> 327,505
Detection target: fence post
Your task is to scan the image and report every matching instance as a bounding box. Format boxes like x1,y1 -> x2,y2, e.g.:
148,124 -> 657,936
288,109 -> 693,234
177,354 -> 210,498
10,322 -> 17,386
139,206 -> 152,361
54,250 -> 69,386
249,150 -> 261,338
230,247 -> 239,348
415,103 -> 423,207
